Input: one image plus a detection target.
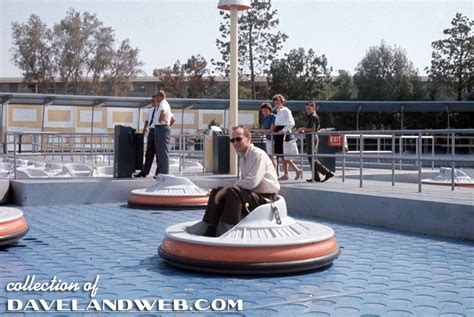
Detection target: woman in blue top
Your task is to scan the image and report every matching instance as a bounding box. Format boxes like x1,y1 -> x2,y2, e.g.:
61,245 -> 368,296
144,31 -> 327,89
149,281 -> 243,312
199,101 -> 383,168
260,103 -> 276,155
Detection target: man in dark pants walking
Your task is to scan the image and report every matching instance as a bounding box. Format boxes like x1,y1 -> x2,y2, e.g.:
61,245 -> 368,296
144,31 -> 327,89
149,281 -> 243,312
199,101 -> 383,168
201,126 -> 280,237
298,102 -> 334,183
133,95 -> 159,177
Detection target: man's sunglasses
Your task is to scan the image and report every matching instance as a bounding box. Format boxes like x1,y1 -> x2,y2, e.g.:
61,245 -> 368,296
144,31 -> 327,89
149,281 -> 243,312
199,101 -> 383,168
229,137 -> 243,143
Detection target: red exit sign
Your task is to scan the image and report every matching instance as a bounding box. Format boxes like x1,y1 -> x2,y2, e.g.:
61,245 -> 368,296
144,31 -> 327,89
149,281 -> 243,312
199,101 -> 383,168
328,133 -> 343,147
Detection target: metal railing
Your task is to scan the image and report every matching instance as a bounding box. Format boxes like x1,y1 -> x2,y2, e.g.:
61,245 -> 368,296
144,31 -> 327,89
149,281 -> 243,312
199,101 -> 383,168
257,129 -> 474,192
2,131 -> 207,179
2,129 -> 474,193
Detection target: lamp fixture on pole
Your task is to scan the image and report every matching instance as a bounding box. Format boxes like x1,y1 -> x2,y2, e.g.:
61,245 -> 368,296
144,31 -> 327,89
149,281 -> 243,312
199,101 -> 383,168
217,0 -> 250,175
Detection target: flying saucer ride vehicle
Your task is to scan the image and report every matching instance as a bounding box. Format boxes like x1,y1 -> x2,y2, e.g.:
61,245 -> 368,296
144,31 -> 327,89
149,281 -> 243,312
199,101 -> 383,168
128,174 -> 210,209
0,207 -> 29,246
159,196 -> 340,274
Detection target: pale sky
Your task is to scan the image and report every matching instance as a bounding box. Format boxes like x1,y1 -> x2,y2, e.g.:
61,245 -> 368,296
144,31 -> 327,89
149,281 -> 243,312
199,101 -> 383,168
0,0 -> 472,78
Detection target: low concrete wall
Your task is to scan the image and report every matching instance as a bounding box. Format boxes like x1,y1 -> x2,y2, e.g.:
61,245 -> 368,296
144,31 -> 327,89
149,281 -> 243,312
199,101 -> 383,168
8,176 -> 473,240
0,180 -> 10,204
280,186 -> 474,240
10,178 -> 155,206
9,176 -> 236,207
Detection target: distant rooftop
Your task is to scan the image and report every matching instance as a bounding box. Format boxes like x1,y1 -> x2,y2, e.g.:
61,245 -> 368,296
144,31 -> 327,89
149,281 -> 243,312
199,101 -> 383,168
0,92 -> 472,112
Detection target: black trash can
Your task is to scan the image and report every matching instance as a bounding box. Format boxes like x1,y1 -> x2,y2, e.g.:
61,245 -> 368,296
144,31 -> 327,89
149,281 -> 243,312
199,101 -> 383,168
135,133 -> 144,171
212,133 -> 230,174
253,135 -> 266,152
318,134 -> 336,172
114,125 -> 143,178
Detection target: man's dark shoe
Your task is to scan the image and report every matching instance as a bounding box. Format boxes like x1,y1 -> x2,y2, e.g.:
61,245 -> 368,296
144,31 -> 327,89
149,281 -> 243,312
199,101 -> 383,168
133,172 -> 146,178
321,172 -> 334,183
307,178 -> 321,183
203,226 -> 216,237
153,175 -> 157,179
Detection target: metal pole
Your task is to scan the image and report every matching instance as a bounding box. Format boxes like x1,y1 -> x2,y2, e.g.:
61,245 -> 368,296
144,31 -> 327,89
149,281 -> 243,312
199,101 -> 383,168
229,8 -> 239,175
399,135 -> 403,170
0,102 -> 3,154
391,134 -> 395,186
359,132 -> 363,188
451,132 -> 455,191
342,134 -> 346,183
446,105 -> 450,129
90,106 -> 95,157
41,104 -> 46,152
418,132 -> 422,193
432,135 -> 435,169
180,107 -> 185,173
310,133 -> 315,182
400,105 -> 404,130
356,105 -> 361,131
13,134 -> 17,180
223,108 -> 227,130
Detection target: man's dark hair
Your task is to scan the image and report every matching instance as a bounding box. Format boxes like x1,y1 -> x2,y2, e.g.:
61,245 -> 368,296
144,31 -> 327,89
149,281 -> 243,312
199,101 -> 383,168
259,103 -> 272,111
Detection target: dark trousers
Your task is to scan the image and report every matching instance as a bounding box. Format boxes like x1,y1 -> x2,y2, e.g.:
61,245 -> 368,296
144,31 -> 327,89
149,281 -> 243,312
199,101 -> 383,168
203,186 -> 275,226
154,126 -> 171,175
141,129 -> 156,175
306,136 -> 330,181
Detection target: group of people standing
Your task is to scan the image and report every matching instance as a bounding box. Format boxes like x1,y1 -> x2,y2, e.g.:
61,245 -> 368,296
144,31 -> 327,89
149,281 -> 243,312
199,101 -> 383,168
260,94 -> 334,183
133,90 -> 175,178
131,91 -> 334,237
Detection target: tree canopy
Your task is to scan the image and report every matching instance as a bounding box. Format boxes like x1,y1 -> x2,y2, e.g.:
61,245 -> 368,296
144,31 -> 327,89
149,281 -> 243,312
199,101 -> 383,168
11,9 -> 143,95
427,13 -> 473,101
268,48 -> 332,100
153,55 -> 216,98
214,0 -> 288,99
353,41 -> 424,101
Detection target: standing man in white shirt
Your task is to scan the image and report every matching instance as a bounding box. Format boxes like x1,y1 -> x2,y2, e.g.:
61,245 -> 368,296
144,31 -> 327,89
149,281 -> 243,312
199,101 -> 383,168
154,90 -> 172,176
133,94 -> 159,177
201,125 -> 280,237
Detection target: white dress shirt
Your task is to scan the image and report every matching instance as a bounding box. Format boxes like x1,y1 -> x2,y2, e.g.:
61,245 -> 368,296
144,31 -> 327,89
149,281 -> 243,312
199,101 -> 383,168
274,106 -> 295,133
235,144 -> 280,194
155,99 -> 172,126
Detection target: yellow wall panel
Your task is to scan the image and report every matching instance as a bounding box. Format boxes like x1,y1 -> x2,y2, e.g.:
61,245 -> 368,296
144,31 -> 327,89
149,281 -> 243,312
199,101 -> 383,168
8,104 -> 42,128
76,107 -> 107,129
202,113 -> 224,127
112,112 -> 133,123
48,109 -> 71,121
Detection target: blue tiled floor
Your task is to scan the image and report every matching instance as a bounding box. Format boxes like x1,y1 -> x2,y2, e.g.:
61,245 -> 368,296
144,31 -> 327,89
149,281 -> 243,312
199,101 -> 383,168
1,203 -> 473,316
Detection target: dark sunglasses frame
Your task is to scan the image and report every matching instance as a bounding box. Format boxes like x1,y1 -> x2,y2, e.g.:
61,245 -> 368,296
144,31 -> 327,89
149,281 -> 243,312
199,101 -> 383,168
229,137 -> 243,143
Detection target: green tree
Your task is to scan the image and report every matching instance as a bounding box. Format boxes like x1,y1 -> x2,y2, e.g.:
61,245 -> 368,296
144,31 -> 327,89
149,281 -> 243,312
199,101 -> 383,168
330,70 -> 353,100
268,48 -> 332,100
354,41 -> 424,101
153,55 -> 210,98
11,15 -> 55,93
53,9 -> 115,94
102,40 -> 143,96
11,9 -> 143,96
427,13 -> 473,101
214,0 -> 288,99
184,55 -> 209,98
153,61 -> 186,97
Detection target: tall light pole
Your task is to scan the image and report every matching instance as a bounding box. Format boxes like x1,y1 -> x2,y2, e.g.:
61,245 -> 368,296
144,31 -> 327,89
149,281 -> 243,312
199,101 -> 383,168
217,0 -> 250,175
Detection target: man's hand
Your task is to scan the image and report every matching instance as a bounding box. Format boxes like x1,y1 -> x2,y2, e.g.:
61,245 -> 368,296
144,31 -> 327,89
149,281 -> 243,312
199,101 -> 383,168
214,187 -> 228,205
298,128 -> 305,133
